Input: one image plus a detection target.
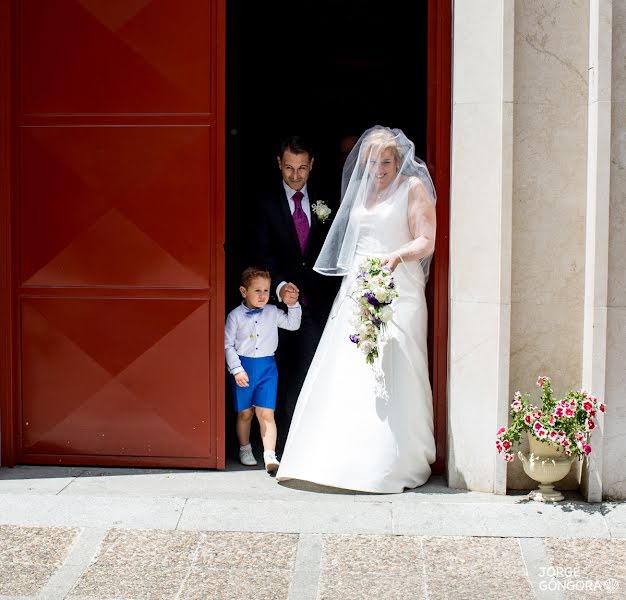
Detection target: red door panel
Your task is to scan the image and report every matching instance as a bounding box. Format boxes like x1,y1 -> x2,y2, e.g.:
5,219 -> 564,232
20,125 -> 211,288
13,0 -> 225,468
19,0 -> 212,114
21,298 -> 211,458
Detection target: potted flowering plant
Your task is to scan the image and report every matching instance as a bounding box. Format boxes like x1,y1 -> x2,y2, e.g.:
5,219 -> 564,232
496,376 -> 605,502
496,376 -> 605,462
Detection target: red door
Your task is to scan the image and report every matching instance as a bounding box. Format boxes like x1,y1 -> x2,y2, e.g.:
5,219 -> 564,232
5,0 -> 225,468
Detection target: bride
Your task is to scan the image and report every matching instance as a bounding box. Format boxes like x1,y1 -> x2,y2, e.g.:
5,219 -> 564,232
275,126 -> 437,493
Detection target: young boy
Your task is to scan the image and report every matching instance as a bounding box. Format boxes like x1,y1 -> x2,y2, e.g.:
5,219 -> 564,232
224,267 -> 301,473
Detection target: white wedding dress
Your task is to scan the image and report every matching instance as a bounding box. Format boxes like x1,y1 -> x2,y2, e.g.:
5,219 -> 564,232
276,181 -> 436,493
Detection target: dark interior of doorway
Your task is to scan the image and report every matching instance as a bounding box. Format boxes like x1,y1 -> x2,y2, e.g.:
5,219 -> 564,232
225,0 -> 428,460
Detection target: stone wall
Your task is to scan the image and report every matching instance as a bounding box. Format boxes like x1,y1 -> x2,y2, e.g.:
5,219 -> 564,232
508,0 -> 590,490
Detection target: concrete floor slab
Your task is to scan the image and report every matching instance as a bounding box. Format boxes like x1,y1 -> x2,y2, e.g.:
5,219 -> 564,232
0,493 -> 185,530
178,497 -> 393,534
603,501 -> 626,537
0,466 -> 85,495
392,499 -> 610,537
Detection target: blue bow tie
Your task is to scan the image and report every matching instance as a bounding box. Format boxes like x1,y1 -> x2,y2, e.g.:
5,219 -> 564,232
245,307 -> 263,315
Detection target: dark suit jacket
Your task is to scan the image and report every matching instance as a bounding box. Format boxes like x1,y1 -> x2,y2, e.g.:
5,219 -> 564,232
254,184 -> 340,324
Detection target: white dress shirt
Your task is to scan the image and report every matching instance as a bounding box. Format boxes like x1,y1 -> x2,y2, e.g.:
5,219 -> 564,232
224,302 -> 302,375
277,182 -> 312,298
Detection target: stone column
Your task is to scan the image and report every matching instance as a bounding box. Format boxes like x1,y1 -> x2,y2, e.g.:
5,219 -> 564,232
581,0 -> 612,502
448,0 -> 514,493
603,1 -> 626,501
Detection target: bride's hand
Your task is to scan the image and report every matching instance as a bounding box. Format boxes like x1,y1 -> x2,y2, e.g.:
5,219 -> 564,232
382,255 -> 400,272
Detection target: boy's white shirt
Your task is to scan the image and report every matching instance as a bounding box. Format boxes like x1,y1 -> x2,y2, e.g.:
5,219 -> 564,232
224,302 -> 301,375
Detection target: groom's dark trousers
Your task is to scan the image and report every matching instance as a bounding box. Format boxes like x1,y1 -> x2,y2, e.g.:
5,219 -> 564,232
254,184 -> 339,454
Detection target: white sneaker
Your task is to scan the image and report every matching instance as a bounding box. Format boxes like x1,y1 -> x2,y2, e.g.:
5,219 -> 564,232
263,450 -> 280,474
239,446 -> 257,466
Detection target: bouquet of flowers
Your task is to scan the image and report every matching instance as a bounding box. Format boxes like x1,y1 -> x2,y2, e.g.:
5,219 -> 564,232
495,376 -> 605,462
349,257 -> 399,365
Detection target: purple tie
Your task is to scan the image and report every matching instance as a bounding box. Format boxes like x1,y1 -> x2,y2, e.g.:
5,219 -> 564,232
292,191 -> 310,254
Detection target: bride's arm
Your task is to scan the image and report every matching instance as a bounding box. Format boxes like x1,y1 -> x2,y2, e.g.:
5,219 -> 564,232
383,178 -> 436,271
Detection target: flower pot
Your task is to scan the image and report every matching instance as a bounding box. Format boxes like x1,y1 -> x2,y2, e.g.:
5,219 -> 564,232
518,434 -> 574,502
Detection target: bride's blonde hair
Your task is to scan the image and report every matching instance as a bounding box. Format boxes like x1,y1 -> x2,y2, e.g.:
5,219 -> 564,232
359,129 -> 402,170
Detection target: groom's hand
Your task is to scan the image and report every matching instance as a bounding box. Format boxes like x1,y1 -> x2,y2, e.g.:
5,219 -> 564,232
285,291 -> 300,307
279,282 -> 300,306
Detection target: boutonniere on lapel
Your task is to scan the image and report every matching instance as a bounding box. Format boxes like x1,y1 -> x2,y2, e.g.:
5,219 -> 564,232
311,200 -> 332,224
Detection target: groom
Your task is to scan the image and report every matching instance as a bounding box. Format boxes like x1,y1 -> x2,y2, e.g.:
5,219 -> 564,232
254,135 -> 339,454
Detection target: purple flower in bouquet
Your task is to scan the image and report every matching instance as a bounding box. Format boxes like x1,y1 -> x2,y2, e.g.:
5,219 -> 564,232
365,292 -> 380,306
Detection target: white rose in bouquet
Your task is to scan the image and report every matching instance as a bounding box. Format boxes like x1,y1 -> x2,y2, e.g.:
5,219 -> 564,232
380,305 -> 394,323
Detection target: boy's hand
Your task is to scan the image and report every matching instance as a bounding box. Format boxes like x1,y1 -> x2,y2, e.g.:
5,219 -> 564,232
234,371 -> 249,387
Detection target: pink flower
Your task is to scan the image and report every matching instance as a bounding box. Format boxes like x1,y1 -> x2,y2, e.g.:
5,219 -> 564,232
583,444 -> 592,455
533,421 -> 543,431
502,440 -> 512,451
537,428 -> 547,439
555,406 -> 564,417
549,430 -> 557,439
496,427 -> 506,438
582,400 -> 593,413
524,415 -> 532,425
586,419 -> 595,431
495,440 -> 503,453
537,376 -> 549,387
511,400 -> 522,412
598,403 -> 606,413
587,395 -> 597,404
562,439 -> 571,447
589,410 -> 596,417
504,453 -> 514,462
549,416 -> 556,426
575,431 -> 584,441
565,408 -> 574,417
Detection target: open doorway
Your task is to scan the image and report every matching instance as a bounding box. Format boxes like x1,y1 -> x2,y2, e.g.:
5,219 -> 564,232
224,0 -> 432,460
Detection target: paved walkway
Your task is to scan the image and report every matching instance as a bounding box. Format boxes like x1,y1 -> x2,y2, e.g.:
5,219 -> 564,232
0,464 -> 624,599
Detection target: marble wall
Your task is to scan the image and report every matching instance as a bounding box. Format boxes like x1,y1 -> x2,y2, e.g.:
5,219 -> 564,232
508,0 -> 590,489
605,1 -> 626,499
447,0 -> 625,497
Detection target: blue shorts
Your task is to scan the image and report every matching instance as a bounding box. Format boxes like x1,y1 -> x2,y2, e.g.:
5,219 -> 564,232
231,355 -> 278,412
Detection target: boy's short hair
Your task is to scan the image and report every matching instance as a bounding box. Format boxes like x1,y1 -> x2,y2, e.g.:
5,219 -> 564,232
240,266 -> 271,288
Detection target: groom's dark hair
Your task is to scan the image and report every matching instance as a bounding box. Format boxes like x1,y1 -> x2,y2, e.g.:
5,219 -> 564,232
240,266 -> 271,288
279,135 -> 314,159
